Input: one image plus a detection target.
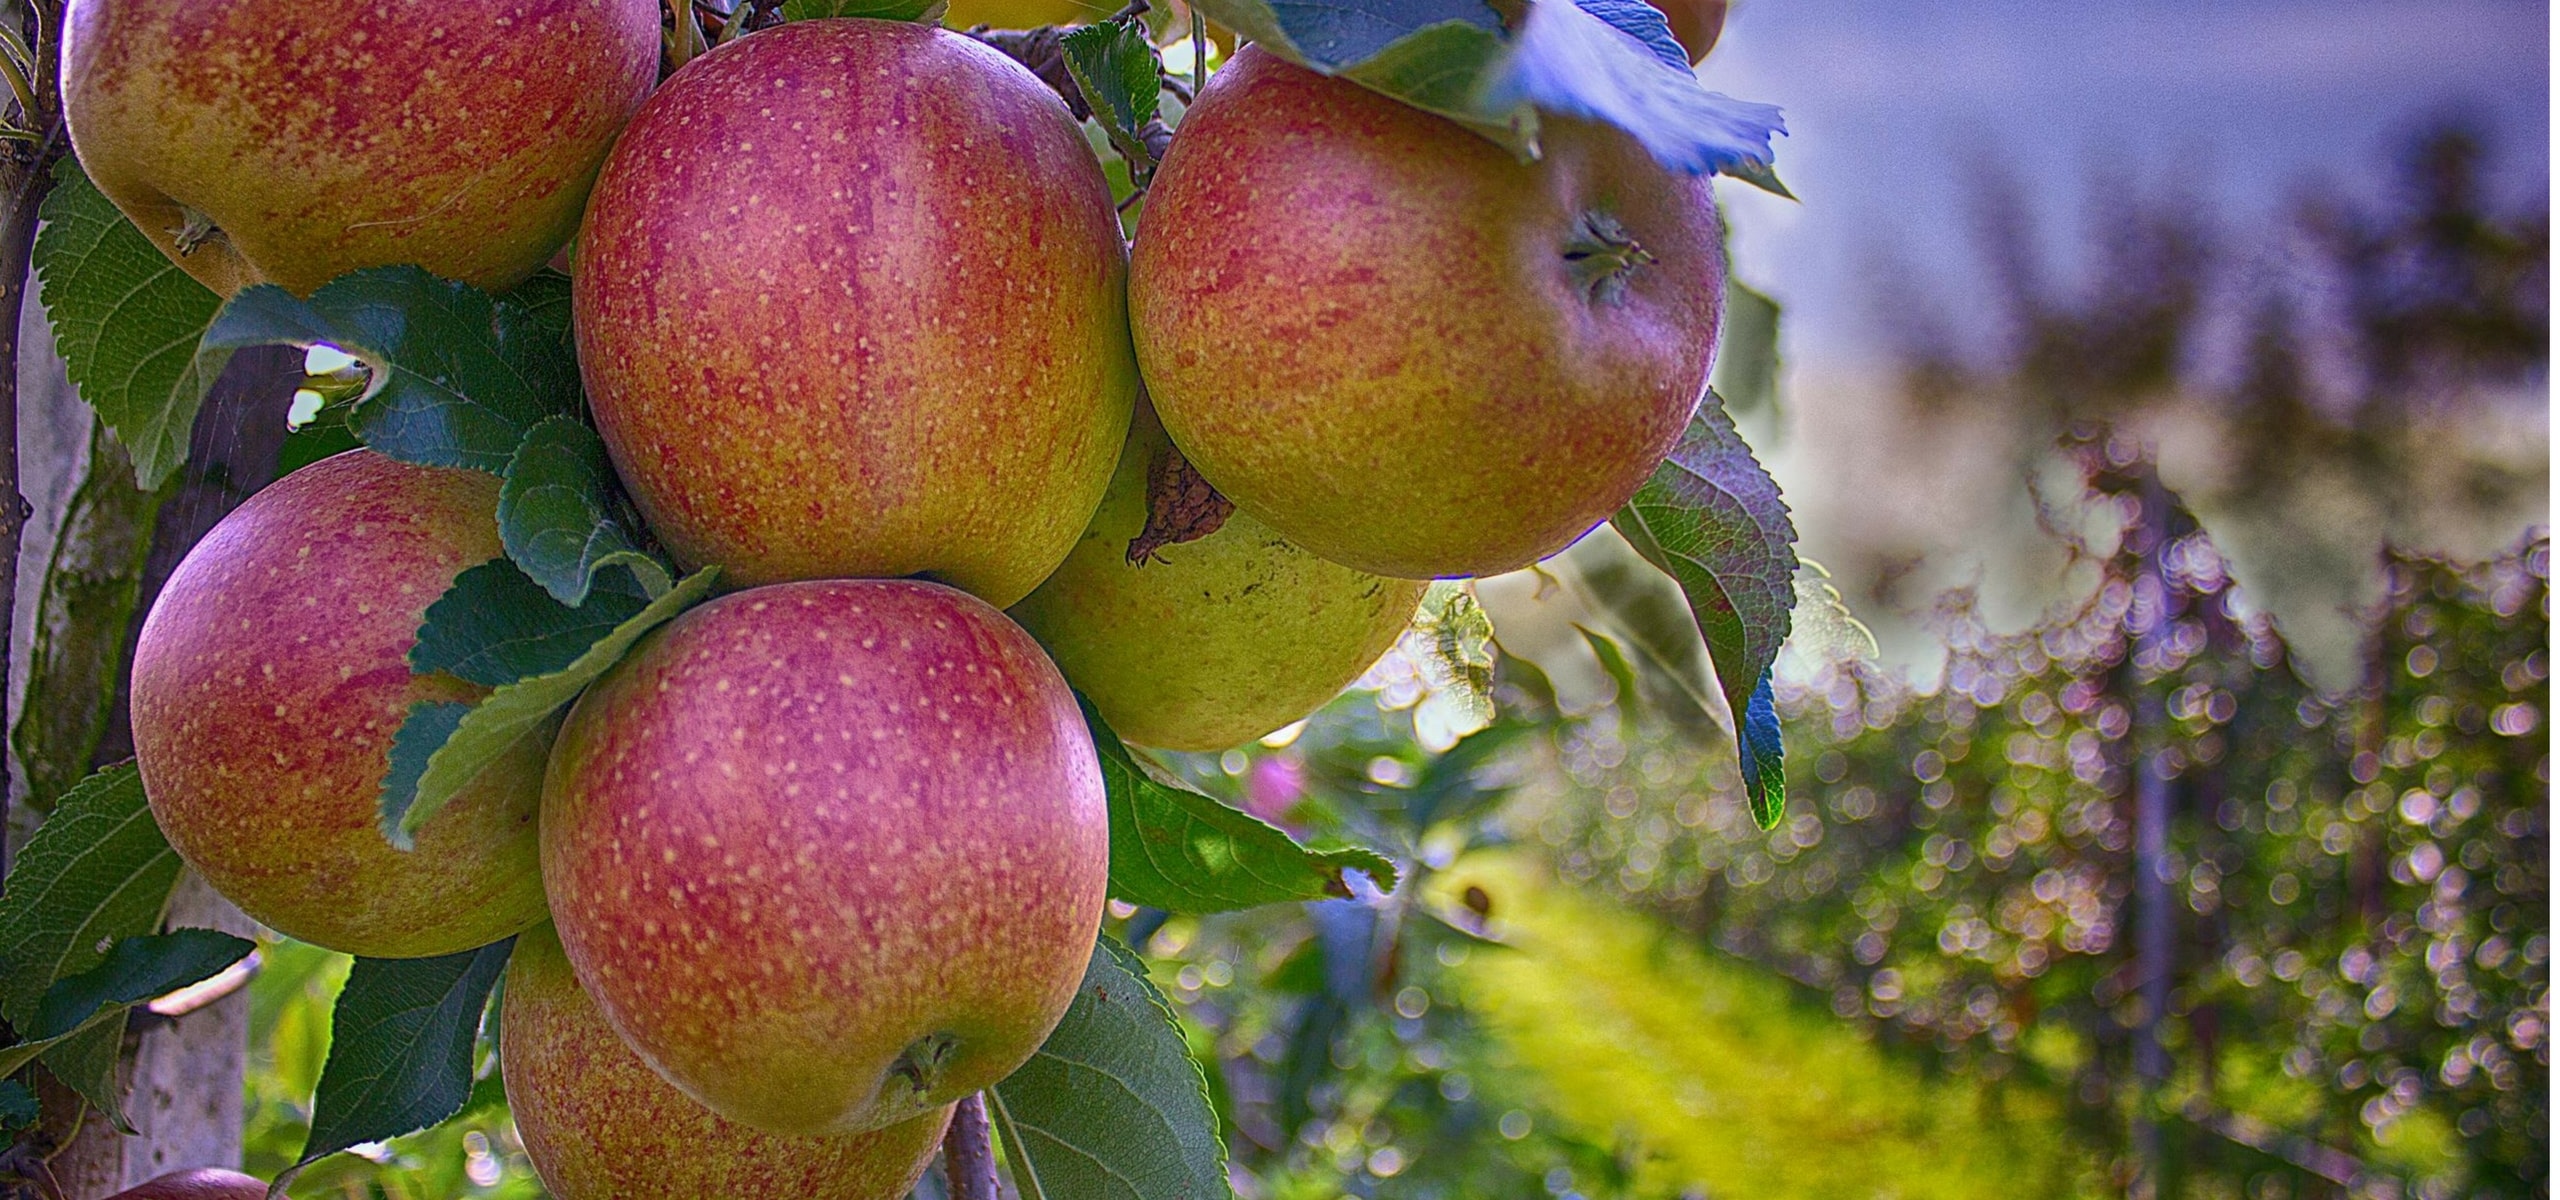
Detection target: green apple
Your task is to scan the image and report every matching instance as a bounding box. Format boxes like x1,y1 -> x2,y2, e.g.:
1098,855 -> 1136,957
574,19 -> 1134,606
503,923 -> 953,1200
1130,47 -> 1727,580
102,1171 -> 267,1200
541,579 -> 1108,1136
130,450 -> 548,959
62,0 -> 659,297
1010,405 -> 1426,750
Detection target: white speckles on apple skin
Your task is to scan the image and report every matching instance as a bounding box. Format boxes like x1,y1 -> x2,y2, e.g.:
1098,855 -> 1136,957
541,578 -> 1107,1138
573,19 -> 1134,607
128,450 -> 548,958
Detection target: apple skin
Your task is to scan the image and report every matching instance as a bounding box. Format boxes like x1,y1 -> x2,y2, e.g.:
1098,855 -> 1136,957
1009,405 -> 1425,751
101,1170 -> 267,1200
62,0 -> 658,297
540,579 -> 1108,1136
503,923 -> 954,1200
943,0 -> 1102,28
1130,47 -> 1726,580
575,19 -> 1135,606
130,450 -> 549,959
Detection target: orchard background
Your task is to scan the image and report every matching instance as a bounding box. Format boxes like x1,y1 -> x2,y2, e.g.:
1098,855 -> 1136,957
0,2 -> 2547,1200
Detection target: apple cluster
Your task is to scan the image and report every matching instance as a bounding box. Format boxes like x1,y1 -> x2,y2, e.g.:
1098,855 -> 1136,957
72,1 -> 1726,1195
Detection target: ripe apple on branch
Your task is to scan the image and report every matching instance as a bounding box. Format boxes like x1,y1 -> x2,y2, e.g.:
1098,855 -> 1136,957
0,0 -> 1796,1197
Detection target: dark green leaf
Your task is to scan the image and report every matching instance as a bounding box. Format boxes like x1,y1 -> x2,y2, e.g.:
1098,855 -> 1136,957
32,160 -> 226,490
12,422 -> 168,811
377,701 -> 471,852
779,0 -> 946,21
0,764 -> 186,1125
987,936 -> 1229,1200
410,560 -> 651,689
0,765 -> 181,1033
1186,0 -> 1785,184
1086,698 -> 1398,912
397,568 -> 720,845
0,1081 -> 35,1134
199,266 -> 579,473
32,928 -> 254,1039
1609,398 -> 1797,826
497,416 -> 673,607
1063,20 -> 1164,180
290,941 -> 514,1174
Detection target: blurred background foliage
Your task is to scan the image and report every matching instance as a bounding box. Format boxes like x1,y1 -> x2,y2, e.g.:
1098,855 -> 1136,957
229,38 -> 2545,1200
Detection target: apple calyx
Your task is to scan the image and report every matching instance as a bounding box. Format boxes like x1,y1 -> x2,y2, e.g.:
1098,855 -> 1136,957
1127,440 -> 1234,565
1561,209 -> 1656,305
880,1030 -> 962,1115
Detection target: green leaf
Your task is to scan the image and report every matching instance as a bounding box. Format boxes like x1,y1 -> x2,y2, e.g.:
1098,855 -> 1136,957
1184,0 -> 1786,184
1400,718 -> 1534,831
779,0 -> 946,21
0,765 -> 184,1125
1576,623 -> 1643,726
1086,697 -> 1398,913
32,159 -> 225,490
410,560 -> 651,689
987,936 -> 1230,1200
12,422 -> 168,811
199,266 -> 579,473
0,765 -> 181,1033
32,928 -> 254,1039
1609,398 -> 1797,826
1713,278 -> 1782,421
377,701 -> 471,852
1063,20 -> 1165,182
497,416 -> 673,607
0,1081 -> 36,1134
395,568 -> 719,845
289,941 -> 514,1176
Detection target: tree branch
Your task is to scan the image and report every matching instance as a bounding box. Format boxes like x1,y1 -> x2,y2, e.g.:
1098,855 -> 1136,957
942,1092 -> 1000,1200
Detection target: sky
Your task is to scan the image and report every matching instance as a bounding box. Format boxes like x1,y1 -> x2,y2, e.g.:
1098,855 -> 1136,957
1700,0 -> 2552,365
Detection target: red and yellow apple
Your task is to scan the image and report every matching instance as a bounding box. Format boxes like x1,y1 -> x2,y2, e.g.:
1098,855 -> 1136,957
62,0 -> 659,297
130,450 -> 549,959
503,923 -> 953,1200
1010,406 -> 1425,750
540,579 -> 1108,1136
574,19 -> 1134,605
1130,47 -> 1726,580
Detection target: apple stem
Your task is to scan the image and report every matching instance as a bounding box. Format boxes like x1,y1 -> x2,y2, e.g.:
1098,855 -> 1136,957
943,1092 -> 1001,1200
1561,209 -> 1656,305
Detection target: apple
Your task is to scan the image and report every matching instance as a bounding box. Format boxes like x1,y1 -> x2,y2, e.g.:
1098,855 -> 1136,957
130,450 -> 549,959
943,0 -> 1101,28
503,922 -> 953,1200
61,0 -> 659,298
1129,47 -> 1726,580
101,1170 -> 267,1200
574,19 -> 1134,606
540,578 -> 1108,1136
1009,405 -> 1426,750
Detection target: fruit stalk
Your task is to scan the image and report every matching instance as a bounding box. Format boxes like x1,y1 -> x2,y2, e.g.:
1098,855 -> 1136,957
943,1093 -> 1000,1200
